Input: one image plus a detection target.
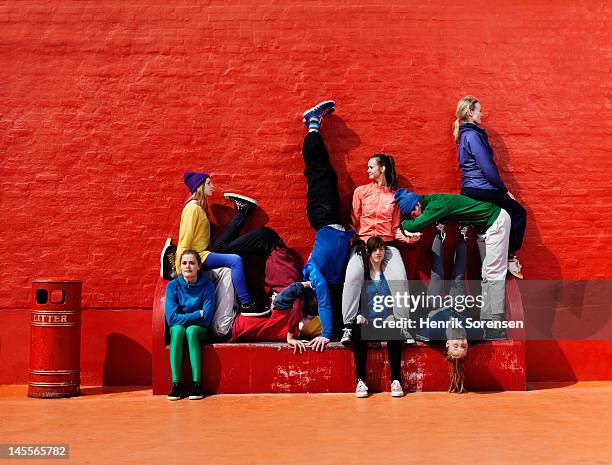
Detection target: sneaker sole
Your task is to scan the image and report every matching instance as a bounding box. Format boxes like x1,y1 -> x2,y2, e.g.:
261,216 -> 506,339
340,338 -> 352,345
302,100 -> 335,122
188,395 -> 204,400
160,237 -> 172,279
167,396 -> 181,401
391,391 -> 404,397
223,192 -> 258,206
508,269 -> 524,279
355,391 -> 369,398
240,309 -> 271,318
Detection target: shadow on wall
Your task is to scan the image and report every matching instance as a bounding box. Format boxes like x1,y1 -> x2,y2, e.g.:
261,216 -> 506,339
323,114 -> 362,227
487,128 -> 577,383
102,333 -> 152,386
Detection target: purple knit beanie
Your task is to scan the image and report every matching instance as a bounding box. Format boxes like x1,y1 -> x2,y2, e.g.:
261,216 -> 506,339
394,188 -> 420,215
183,172 -> 209,194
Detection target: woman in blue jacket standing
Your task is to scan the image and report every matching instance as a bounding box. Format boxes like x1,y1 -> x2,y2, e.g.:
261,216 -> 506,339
453,96 -> 526,279
165,248 -> 216,401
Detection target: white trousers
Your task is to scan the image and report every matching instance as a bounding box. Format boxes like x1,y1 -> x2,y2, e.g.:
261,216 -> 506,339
341,245 -> 410,324
477,209 -> 511,318
204,267 -> 236,338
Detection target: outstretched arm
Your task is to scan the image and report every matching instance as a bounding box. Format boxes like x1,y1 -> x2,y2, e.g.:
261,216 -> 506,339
303,263 -> 332,351
401,200 -> 449,233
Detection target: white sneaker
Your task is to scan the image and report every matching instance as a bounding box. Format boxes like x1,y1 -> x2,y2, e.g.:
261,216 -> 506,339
507,256 -> 524,279
223,192 -> 258,210
390,380 -> 404,397
355,379 -> 369,398
340,327 -> 352,345
404,331 -> 415,344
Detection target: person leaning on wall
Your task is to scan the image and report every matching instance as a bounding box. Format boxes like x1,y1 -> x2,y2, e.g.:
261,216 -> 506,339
453,95 -> 527,279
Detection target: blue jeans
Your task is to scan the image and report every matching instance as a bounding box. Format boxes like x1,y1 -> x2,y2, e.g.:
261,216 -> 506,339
203,253 -> 251,305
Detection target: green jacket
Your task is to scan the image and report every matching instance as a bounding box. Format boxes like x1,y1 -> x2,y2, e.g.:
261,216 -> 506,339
400,194 -> 501,234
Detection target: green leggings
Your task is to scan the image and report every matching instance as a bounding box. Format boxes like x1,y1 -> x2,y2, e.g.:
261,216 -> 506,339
169,325 -> 208,383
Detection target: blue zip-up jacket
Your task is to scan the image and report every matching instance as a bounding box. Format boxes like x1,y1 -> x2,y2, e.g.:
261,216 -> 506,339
362,272 -> 393,321
457,123 -> 507,192
273,282 -> 304,310
302,226 -> 354,339
165,271 -> 216,327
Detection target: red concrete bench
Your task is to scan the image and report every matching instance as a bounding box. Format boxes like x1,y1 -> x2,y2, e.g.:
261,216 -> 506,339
151,276 -> 526,395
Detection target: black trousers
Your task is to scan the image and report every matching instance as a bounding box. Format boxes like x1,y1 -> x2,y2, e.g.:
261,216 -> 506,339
211,206 -> 280,257
302,132 -> 341,231
461,187 -> 527,255
352,323 -> 402,382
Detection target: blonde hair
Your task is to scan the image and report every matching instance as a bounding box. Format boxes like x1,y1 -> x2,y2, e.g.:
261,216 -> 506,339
445,348 -> 467,393
190,182 -> 209,213
452,95 -> 479,143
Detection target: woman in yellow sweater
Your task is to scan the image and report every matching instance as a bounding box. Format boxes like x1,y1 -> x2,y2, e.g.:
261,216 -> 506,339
176,172 -> 257,314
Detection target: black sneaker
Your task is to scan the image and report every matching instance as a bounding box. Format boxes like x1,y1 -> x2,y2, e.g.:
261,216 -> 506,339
239,302 -> 271,317
223,193 -> 257,211
188,382 -> 204,400
340,327 -> 352,345
167,382 -> 182,401
160,238 -> 177,281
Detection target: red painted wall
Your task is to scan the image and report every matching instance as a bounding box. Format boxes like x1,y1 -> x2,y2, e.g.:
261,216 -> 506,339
1,1 -> 610,384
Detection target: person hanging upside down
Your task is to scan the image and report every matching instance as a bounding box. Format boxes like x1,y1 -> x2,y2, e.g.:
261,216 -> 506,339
416,223 -> 484,393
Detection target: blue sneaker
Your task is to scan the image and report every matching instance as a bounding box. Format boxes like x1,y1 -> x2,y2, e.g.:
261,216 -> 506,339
302,100 -> 335,126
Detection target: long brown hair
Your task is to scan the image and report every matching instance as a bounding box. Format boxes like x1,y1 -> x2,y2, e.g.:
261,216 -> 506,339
444,347 -> 467,393
369,154 -> 398,189
358,236 -> 386,280
452,95 -> 479,143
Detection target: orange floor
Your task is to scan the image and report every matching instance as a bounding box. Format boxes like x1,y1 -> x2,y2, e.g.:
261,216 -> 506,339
2,383 -> 611,465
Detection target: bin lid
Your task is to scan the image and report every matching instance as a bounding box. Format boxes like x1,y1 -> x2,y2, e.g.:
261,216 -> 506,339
32,278 -> 82,284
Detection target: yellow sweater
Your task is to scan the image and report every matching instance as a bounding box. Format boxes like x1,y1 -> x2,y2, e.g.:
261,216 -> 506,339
175,201 -> 211,273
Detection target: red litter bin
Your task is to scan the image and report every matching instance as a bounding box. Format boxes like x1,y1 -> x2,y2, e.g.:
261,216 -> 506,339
29,280 -> 82,398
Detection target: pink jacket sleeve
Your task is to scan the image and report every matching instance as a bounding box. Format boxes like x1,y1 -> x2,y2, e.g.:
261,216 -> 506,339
350,187 -> 362,233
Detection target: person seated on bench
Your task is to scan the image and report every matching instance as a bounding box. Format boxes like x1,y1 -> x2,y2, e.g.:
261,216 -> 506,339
165,249 -> 215,401
228,281 -> 322,354
351,236 -> 404,399
174,172 -> 259,315
416,223 -> 484,393
299,100 -> 355,351
395,190 -> 510,329
453,95 -> 526,279
201,208 -> 325,349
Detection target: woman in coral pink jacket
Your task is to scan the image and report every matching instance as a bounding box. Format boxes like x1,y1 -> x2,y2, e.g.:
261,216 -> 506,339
340,154 -> 420,344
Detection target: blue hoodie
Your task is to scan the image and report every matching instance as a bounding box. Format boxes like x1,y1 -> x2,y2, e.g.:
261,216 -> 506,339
302,225 -> 354,339
165,271 -> 216,327
457,123 -> 507,192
